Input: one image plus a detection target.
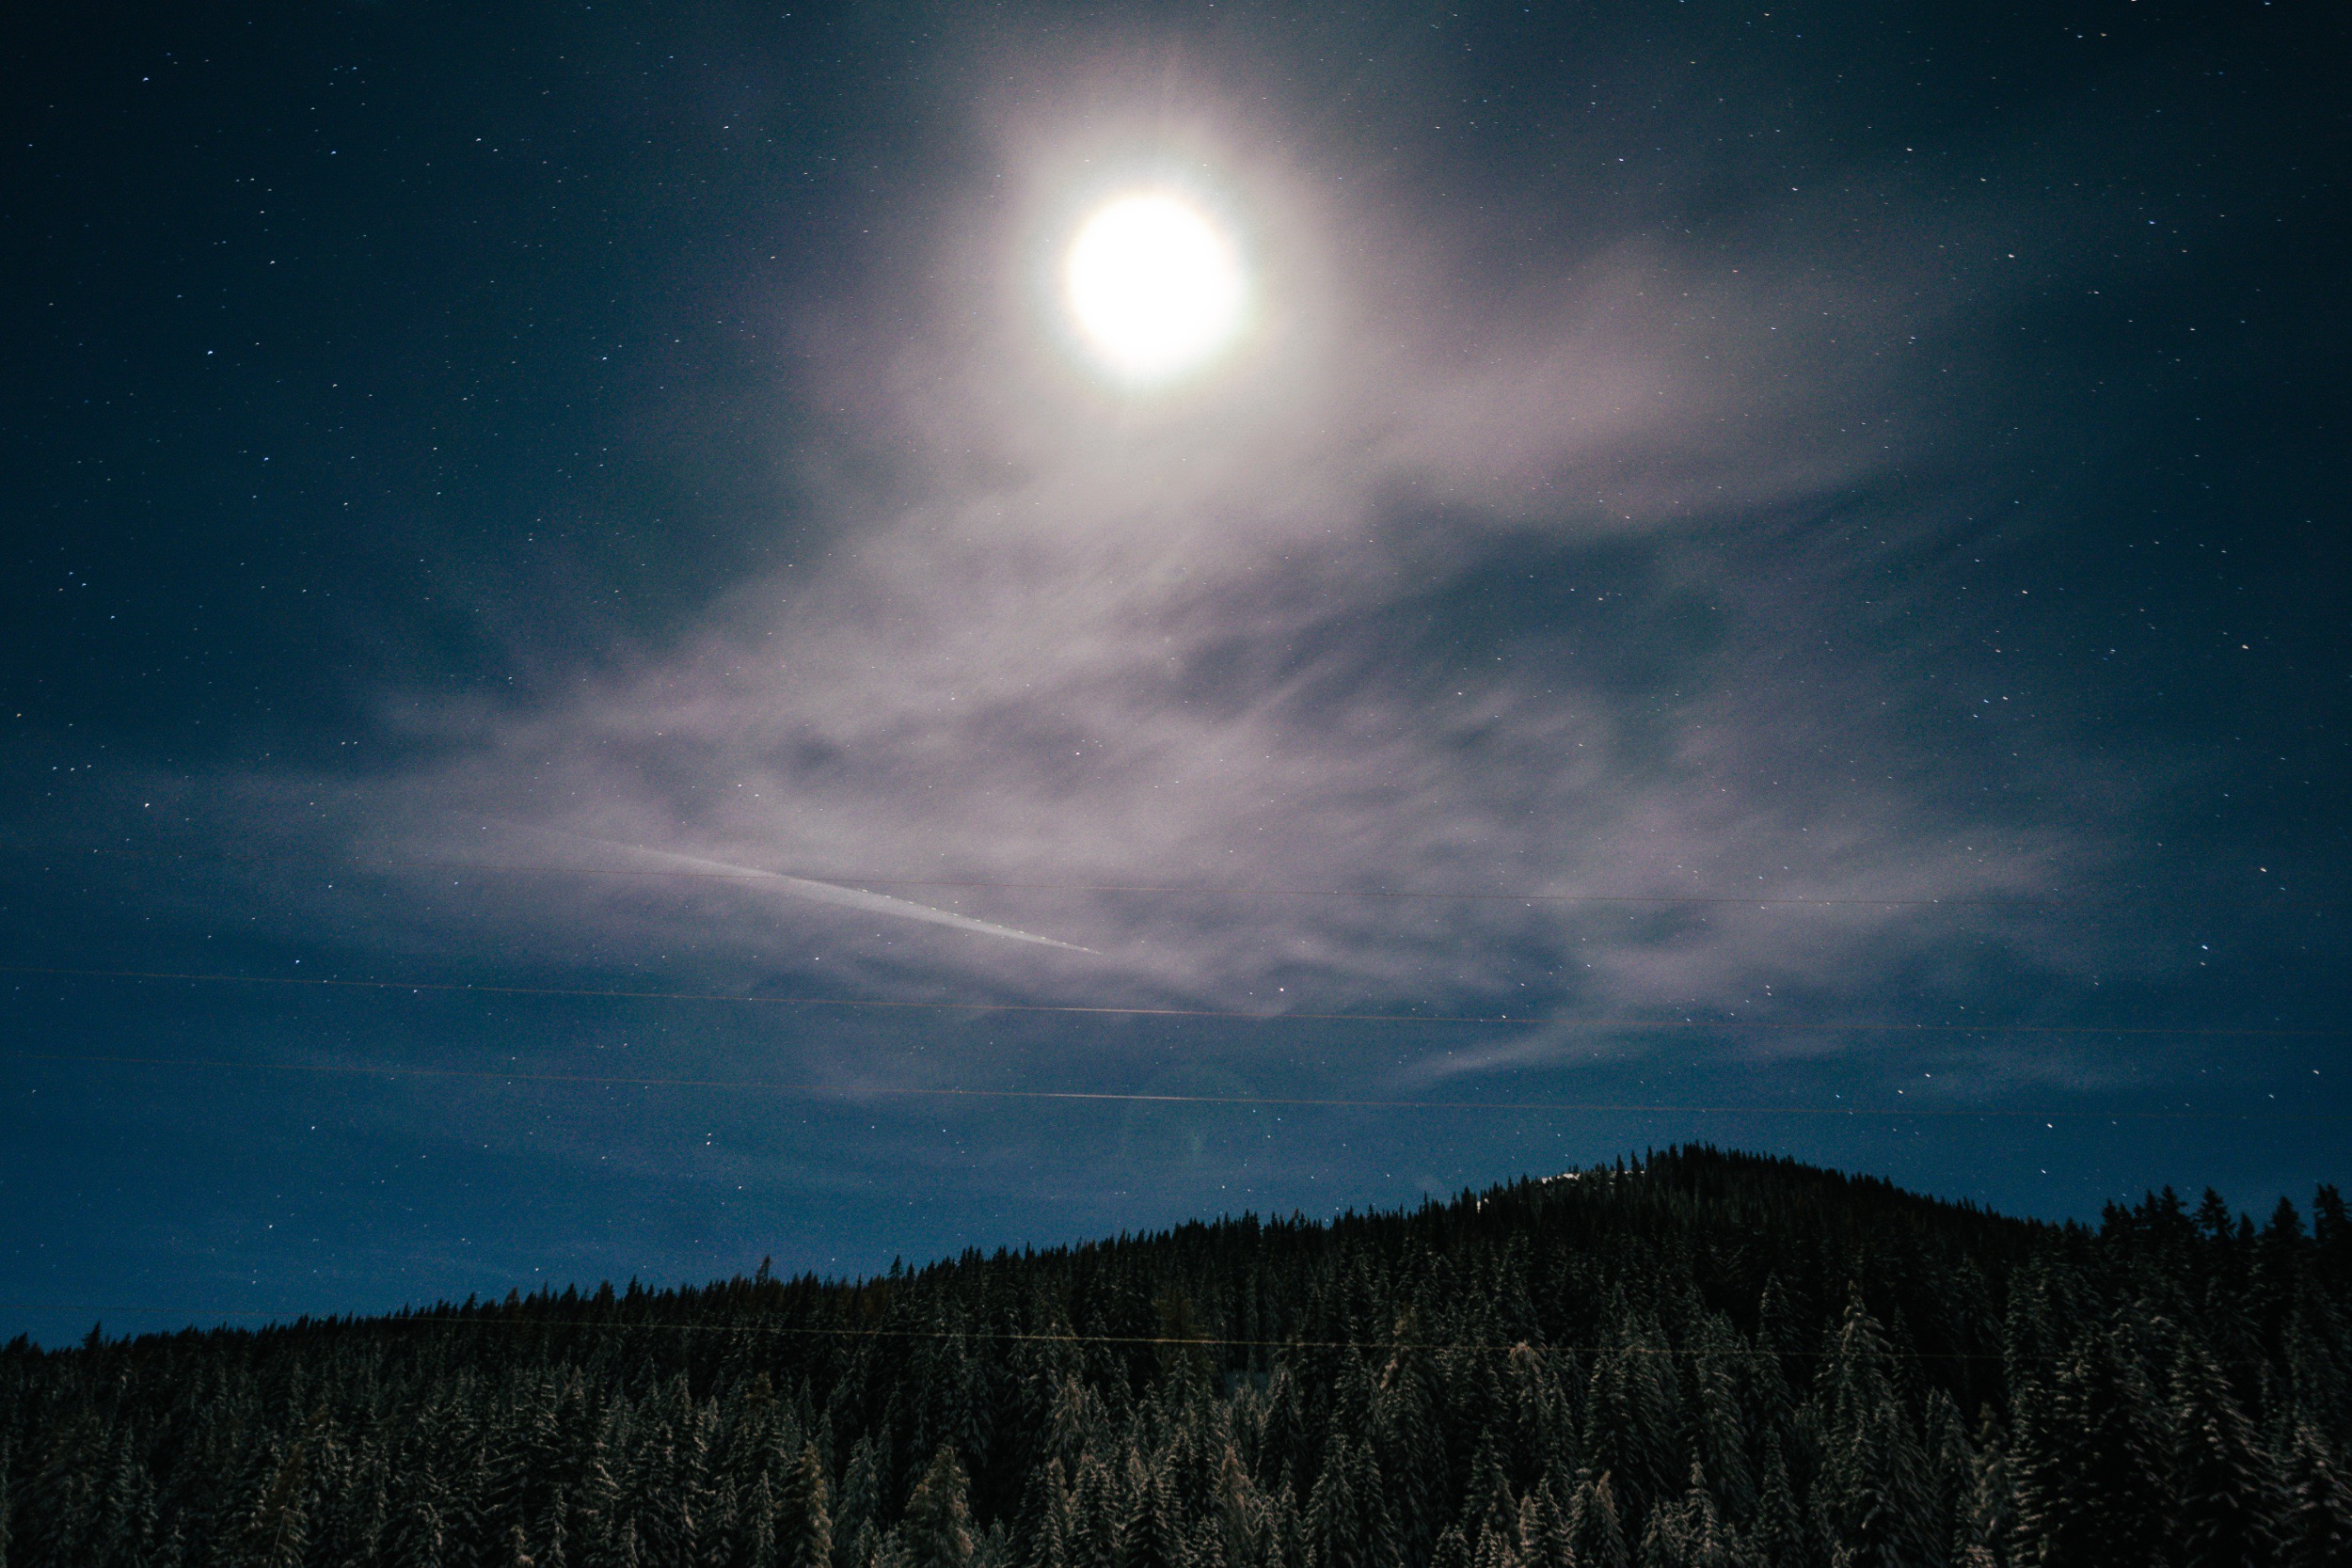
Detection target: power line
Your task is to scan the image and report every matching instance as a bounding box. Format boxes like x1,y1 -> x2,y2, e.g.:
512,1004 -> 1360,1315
0,1307 -> 2024,1359
10,844 -> 2059,910
0,1303 -> 2282,1368
16,1050 -> 2345,1122
2,962 -> 2336,1038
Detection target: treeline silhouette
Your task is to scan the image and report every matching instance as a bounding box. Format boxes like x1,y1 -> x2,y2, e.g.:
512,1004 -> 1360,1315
3,1146 -> 2348,1567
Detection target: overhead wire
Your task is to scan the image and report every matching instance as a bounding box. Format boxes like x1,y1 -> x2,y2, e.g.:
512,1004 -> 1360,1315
1,962 -> 2334,1037
0,1306 -> 2090,1361
12,1049 -> 2344,1123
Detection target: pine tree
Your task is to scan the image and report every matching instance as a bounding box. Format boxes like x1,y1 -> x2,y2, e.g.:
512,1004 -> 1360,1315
225,1438 -> 310,1568
747,1471 -> 782,1568
1471,1509 -> 1523,1568
1691,1318 -> 1757,1522
1359,1443 -> 1404,1568
18,1412 -> 103,1565
2278,1421 -> 2352,1568
88,1432 -> 155,1568
386,1473 -> 448,1568
838,1436 -> 884,1568
1068,1453 -> 1121,1568
1015,1458 -> 1072,1568
2168,1339 -> 2273,1568
902,1447 -> 976,1568
1948,1408 -> 2011,1568
1520,1476 -> 1571,1568
1305,1436 -> 1360,1568
1213,1443 -> 1264,1568
1810,1288 -> 1932,1568
1123,1453 -> 1183,1568
1644,1462 -> 1740,1568
1566,1472 -> 1631,1568
1748,1436 -> 1808,1568
785,1442 -> 836,1568
1462,1431 -> 1518,1549
2013,1323 -> 2168,1568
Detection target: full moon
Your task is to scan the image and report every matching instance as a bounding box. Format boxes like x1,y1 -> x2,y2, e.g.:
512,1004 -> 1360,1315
1062,193 -> 1248,386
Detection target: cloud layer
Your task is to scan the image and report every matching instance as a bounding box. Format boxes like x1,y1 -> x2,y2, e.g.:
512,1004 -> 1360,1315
259,102 -> 2107,1080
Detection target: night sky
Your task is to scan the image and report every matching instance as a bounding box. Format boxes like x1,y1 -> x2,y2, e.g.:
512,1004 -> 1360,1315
5,0 -> 2346,1347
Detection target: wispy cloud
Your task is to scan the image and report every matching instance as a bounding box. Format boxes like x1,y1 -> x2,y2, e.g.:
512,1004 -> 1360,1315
179,79 -> 2125,1085
566,837 -> 1098,955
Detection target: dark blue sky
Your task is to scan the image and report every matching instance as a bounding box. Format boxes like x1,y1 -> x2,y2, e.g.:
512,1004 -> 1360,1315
5,0 -> 2346,1347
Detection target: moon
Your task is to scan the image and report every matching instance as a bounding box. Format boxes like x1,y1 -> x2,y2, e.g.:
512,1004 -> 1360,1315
1062,192 -> 1249,386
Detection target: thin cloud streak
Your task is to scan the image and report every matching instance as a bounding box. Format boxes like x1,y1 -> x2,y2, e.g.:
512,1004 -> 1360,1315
571,838 -> 1099,955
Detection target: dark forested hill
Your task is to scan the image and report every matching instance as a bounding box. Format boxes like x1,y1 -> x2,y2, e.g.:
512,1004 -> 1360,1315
5,1147 -> 2349,1568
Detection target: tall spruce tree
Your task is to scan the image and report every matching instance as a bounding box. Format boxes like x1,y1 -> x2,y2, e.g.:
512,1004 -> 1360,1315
2277,1421 -> 2352,1568
903,1447 -> 976,1568
784,1441 -> 836,1568
1810,1289 -> 1934,1568
2013,1323 -> 2169,1568
1566,1472 -> 1632,1568
2167,1339 -> 2274,1568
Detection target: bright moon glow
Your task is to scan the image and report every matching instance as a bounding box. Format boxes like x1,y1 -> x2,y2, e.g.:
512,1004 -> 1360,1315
1063,193 -> 1248,385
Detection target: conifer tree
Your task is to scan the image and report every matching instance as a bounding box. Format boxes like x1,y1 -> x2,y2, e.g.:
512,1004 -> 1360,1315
747,1471 -> 782,1568
2167,1339 -> 2273,1568
902,1447 -> 976,1568
1519,1477 -> 1570,1568
1461,1431 -> 1518,1548
2277,1420 -> 2352,1568
1470,1509 -> 1522,1568
1186,1512 -> 1228,1568
1213,1442 -> 1264,1568
226,1438 -> 310,1568
1304,1436 -> 1360,1568
1691,1340 -> 1756,1524
1015,1458 -> 1072,1568
1640,1462 -> 1742,1568
1123,1452 -> 1183,1568
785,1441 -> 836,1568
1359,1444 -> 1405,1568
1566,1472 -> 1632,1568
1747,1436 -> 1808,1568
1069,1452 -> 1120,1568
2013,1324 -> 2168,1568
837,1436 -> 884,1568
385,1473 -> 448,1568
1810,1289 -> 1932,1568
1949,1409 -> 2011,1568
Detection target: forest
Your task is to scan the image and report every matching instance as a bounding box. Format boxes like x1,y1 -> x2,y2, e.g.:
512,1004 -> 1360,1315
2,1146 -> 2348,1568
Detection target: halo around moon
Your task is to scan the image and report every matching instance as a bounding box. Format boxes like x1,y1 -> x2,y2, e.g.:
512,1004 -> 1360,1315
1062,192 -> 1249,387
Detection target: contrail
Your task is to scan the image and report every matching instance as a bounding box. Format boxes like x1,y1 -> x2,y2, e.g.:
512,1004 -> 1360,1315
552,837 -> 1098,955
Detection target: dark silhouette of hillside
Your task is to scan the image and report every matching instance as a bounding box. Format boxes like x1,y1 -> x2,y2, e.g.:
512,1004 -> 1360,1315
4,1145 -> 2348,1566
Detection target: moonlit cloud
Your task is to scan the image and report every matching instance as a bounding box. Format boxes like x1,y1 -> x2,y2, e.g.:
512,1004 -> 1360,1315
567,838 -> 1098,955
270,94 -> 2104,1077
